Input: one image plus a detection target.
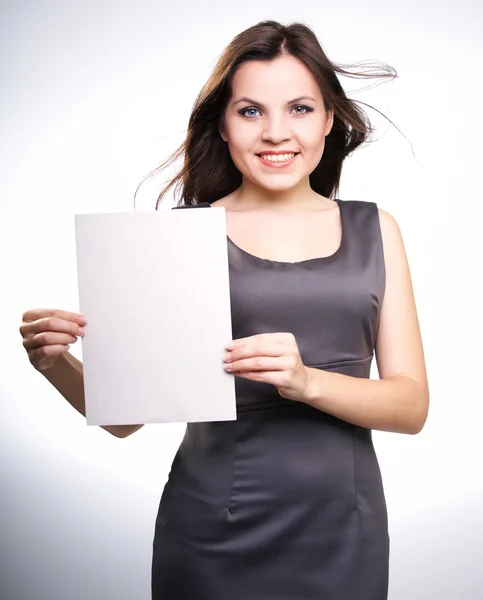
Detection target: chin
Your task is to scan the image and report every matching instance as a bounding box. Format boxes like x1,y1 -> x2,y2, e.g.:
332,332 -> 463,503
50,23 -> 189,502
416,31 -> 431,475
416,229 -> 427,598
252,176 -> 304,193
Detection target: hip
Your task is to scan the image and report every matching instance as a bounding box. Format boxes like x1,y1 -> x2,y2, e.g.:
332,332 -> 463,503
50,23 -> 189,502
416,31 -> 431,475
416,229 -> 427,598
161,403 -> 386,517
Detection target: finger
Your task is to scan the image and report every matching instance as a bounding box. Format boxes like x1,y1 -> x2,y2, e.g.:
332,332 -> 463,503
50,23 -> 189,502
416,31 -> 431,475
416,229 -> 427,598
231,370 -> 293,391
226,356 -> 289,372
22,308 -> 87,325
231,370 -> 281,384
21,316 -> 84,338
25,331 -> 79,351
227,332 -> 288,348
225,342 -> 285,363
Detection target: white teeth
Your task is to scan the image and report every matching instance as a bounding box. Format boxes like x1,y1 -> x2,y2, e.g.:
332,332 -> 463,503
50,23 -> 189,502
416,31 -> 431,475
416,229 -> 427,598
260,153 -> 295,163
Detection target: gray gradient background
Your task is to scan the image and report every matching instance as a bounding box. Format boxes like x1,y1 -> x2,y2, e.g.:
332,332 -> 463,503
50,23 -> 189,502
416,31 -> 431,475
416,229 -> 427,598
1,0 -> 482,598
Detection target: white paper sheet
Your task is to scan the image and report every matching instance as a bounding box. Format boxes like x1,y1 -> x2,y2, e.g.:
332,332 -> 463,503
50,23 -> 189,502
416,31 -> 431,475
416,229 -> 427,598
74,206 -> 236,426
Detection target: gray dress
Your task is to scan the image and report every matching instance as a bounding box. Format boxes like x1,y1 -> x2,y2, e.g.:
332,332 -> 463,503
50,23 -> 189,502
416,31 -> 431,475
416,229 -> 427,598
151,199 -> 389,599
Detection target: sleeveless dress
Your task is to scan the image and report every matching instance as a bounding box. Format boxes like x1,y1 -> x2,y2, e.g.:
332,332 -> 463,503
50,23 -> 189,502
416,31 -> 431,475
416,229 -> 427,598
151,199 -> 389,600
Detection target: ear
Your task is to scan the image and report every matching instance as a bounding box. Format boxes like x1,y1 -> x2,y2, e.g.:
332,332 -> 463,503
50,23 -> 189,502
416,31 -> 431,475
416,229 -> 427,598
325,108 -> 334,137
219,124 -> 228,142
218,113 -> 228,142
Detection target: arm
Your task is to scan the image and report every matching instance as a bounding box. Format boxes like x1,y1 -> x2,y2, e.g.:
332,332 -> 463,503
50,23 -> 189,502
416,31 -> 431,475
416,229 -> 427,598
303,208 -> 429,434
41,351 -> 144,438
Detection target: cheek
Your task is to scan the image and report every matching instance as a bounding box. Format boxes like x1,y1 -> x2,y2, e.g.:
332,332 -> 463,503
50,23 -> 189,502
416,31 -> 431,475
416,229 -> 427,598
299,119 -> 326,148
225,124 -> 258,167
300,127 -> 328,166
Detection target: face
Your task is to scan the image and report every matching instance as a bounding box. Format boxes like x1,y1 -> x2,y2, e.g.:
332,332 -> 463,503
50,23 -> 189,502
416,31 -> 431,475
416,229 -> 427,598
219,55 -> 334,193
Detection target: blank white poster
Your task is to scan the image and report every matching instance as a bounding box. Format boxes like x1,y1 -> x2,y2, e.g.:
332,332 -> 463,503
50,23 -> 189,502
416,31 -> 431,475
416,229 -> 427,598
74,206 -> 236,425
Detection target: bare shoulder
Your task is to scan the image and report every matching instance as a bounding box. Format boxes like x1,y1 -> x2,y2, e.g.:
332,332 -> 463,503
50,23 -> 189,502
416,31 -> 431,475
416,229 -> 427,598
376,206 -> 409,267
377,206 -> 402,239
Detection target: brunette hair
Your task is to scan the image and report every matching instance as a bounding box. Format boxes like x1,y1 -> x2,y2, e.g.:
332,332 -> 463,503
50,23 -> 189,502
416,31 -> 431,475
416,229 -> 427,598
138,20 -> 399,208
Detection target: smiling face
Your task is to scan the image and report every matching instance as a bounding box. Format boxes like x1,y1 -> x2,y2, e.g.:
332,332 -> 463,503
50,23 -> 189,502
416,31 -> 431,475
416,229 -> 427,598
219,54 -> 334,195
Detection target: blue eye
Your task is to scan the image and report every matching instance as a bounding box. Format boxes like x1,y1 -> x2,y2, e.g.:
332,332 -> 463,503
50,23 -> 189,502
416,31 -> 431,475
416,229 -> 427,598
291,105 -> 313,115
238,104 -> 314,118
239,107 -> 261,118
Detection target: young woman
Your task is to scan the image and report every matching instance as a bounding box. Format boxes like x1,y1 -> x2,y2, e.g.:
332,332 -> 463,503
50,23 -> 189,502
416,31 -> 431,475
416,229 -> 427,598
20,20 -> 429,600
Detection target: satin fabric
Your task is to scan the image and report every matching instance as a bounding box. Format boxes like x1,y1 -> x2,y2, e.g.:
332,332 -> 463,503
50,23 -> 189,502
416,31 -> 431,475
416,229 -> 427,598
152,199 -> 389,599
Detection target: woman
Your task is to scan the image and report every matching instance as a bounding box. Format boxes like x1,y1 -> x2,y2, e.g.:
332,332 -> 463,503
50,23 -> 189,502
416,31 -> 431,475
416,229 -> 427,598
20,20 -> 429,600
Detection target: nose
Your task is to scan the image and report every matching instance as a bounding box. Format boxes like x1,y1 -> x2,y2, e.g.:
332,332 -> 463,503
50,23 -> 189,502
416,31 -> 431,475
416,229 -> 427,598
261,113 -> 291,144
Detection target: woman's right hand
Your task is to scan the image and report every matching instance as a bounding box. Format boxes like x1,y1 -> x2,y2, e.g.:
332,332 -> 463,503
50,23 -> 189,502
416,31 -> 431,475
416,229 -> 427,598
19,309 -> 87,372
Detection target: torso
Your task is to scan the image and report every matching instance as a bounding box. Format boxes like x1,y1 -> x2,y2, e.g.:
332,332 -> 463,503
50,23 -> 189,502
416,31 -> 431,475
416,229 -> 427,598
211,195 -> 343,263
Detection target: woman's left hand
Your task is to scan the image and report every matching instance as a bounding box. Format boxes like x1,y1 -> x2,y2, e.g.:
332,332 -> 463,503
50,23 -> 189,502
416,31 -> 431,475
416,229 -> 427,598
223,332 -> 311,403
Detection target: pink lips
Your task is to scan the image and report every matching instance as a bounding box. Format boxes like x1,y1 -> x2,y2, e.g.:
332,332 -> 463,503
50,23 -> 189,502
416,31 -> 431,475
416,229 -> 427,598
257,153 -> 299,168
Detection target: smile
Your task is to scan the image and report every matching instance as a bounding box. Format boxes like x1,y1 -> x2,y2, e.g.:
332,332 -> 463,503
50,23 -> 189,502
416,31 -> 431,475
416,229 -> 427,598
257,152 -> 299,167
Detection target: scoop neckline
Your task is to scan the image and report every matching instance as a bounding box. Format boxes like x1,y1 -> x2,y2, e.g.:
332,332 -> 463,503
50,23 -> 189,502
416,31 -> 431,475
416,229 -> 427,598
208,198 -> 345,266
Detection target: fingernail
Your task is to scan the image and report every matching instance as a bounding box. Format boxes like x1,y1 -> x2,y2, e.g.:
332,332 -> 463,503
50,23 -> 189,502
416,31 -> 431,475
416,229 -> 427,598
78,315 -> 88,324
78,327 -> 84,336
225,342 -> 235,350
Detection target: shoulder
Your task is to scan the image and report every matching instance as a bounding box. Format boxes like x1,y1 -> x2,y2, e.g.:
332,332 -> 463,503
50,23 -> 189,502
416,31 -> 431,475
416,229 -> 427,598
343,200 -> 407,264
377,206 -> 400,233
341,200 -> 403,244
373,207 -> 412,287
376,207 -> 406,258
342,200 -> 398,225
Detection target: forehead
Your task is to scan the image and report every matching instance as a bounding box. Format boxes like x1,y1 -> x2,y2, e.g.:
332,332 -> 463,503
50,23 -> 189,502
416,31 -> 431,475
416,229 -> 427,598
231,55 -> 321,99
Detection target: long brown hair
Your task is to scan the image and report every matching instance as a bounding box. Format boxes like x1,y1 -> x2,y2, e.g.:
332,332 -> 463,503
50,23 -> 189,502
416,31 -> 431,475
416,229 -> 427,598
137,20 -> 399,209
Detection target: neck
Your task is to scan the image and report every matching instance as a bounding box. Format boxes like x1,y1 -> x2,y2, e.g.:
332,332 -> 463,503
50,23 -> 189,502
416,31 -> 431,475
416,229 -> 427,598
232,177 -> 318,210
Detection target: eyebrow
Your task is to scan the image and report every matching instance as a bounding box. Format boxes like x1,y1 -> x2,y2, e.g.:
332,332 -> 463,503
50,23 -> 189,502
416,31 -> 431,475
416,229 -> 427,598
232,96 -> 317,107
